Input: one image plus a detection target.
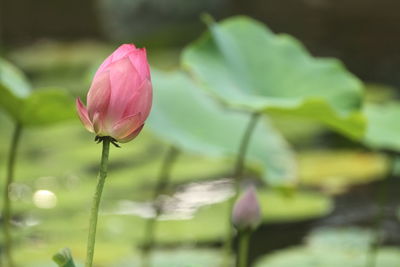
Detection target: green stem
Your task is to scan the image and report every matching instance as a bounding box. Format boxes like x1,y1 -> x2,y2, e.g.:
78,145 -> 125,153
237,230 -> 251,267
366,153 -> 395,267
85,138 -> 111,267
141,146 -> 180,267
2,123 -> 22,267
222,112 -> 260,267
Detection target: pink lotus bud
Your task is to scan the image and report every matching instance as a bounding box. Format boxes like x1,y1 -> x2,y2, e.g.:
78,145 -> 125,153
232,186 -> 261,231
76,44 -> 152,143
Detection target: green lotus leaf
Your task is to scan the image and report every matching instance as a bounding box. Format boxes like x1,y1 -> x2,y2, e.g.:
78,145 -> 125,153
182,16 -> 365,139
147,70 -> 296,185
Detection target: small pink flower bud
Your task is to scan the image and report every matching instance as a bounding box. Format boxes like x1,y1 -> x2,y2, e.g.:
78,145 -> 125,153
76,44 -> 152,143
232,186 -> 261,231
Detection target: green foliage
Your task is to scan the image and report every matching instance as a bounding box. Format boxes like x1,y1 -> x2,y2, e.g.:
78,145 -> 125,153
364,102 -> 400,151
0,58 -> 31,119
147,70 -> 296,185
183,189 -> 332,235
182,16 -> 365,139
53,248 -> 77,267
20,88 -> 76,126
0,58 -> 76,126
0,58 -> 31,98
255,227 -> 400,267
112,249 -> 222,267
299,150 -> 388,193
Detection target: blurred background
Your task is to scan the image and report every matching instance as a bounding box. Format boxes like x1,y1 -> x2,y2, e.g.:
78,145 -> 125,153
2,0 -> 400,85
1,0 -> 400,266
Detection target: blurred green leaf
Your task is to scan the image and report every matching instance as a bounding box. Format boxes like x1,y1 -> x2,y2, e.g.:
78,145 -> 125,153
99,190 -> 331,246
255,247 -> 400,267
364,102 -> 400,151
299,150 -> 388,194
113,249 -> 223,267
0,83 -> 25,120
182,16 -> 365,139
147,189 -> 332,243
20,88 -> 76,127
0,58 -> 31,119
0,58 -> 76,126
306,227 -> 373,250
52,248 -> 76,267
0,58 -> 31,98
255,227 -> 400,267
147,70 -> 296,186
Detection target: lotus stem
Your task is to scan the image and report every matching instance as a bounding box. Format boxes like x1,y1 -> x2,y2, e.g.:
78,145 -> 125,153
366,154 -> 395,267
237,230 -> 251,267
85,137 -> 111,267
2,123 -> 22,267
222,112 -> 260,266
141,146 -> 180,267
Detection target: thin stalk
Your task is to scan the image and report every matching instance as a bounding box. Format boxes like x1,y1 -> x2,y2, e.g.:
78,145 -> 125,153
237,230 -> 251,267
222,112 -> 260,267
85,138 -> 111,267
2,123 -> 22,267
366,154 -> 395,267
141,146 -> 180,267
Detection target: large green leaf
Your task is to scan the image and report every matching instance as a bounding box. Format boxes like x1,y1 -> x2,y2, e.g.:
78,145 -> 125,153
0,58 -> 75,126
0,58 -> 31,98
20,88 -> 76,127
255,227 -> 400,267
364,102 -> 400,151
0,58 -> 31,119
147,70 -> 296,185
182,16 -> 365,139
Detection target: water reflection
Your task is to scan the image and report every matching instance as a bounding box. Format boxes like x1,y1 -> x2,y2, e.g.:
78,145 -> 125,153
111,178 -> 234,220
9,182 -> 32,202
35,176 -> 58,190
33,189 -> 57,209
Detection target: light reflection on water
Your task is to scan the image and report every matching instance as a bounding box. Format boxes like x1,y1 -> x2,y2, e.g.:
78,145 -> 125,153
110,178 -> 235,220
33,189 -> 57,209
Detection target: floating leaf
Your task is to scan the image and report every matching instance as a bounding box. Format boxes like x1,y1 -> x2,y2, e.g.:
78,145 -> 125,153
306,227 -> 373,250
182,16 -> 365,139
255,227 -> 400,267
147,70 -> 296,185
255,246 -> 400,267
154,189 -> 331,243
364,102 -> 400,151
299,150 -> 388,193
112,249 -> 222,267
102,187 -> 331,245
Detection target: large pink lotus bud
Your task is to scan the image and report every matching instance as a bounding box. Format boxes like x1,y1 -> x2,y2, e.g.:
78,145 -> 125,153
232,186 -> 261,231
76,44 -> 152,143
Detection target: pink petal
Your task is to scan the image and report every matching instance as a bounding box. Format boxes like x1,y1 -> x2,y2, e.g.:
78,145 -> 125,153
232,186 -> 261,230
111,113 -> 142,141
128,48 -> 151,80
106,58 -> 143,121
96,44 -> 137,75
118,124 -> 144,143
92,112 -> 103,135
76,98 -> 94,133
121,79 -> 153,120
87,70 -> 111,121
